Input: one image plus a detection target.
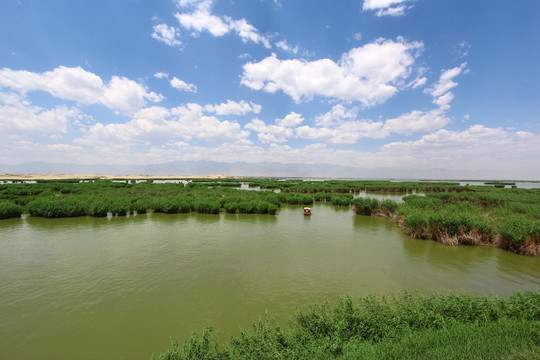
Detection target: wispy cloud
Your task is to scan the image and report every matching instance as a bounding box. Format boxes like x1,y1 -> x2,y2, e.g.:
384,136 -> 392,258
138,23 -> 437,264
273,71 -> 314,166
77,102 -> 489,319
174,0 -> 271,48
204,100 -> 261,115
425,62 -> 468,110
362,0 -> 414,17
275,40 -> 299,54
152,23 -> 182,47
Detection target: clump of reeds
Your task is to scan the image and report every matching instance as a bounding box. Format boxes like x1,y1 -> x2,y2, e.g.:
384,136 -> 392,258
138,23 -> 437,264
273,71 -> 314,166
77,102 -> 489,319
0,200 -> 22,219
27,197 -> 86,218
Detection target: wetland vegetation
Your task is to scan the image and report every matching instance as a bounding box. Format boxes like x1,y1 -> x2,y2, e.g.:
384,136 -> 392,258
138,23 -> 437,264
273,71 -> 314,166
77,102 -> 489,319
1,177 -> 539,359
1,177 -> 538,255
155,291 -> 540,360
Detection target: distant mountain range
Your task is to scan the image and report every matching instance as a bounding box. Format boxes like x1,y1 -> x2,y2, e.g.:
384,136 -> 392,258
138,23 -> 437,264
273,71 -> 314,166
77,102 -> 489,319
0,160 -> 520,181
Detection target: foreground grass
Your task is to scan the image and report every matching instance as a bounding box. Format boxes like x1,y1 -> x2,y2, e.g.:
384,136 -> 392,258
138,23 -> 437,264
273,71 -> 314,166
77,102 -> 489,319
154,292 -> 540,360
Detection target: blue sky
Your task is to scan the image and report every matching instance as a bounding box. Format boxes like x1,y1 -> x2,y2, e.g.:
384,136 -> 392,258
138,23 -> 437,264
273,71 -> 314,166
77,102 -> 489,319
1,0 -> 539,178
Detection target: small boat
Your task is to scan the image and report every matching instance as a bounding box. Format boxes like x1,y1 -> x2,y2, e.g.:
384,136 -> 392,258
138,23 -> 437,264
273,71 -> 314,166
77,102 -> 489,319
303,207 -> 311,215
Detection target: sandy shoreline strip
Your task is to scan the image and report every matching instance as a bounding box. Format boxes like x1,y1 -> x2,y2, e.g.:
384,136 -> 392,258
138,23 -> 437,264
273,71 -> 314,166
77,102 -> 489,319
0,174 -> 234,180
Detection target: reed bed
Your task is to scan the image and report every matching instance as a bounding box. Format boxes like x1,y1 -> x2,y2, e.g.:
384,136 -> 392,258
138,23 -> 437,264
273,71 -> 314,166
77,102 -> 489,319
0,200 -> 22,219
2,179 -> 539,254
351,188 -> 540,255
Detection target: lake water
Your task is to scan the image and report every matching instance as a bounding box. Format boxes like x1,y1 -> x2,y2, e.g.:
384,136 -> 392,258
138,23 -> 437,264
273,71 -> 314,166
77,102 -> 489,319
1,204 -> 538,359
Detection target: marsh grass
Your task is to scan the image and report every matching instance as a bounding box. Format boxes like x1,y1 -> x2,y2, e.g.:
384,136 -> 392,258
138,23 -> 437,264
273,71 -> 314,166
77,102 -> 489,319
385,188 -> 540,255
27,196 -> 86,218
154,292 -> 540,360
0,200 -> 22,219
3,179 -> 540,254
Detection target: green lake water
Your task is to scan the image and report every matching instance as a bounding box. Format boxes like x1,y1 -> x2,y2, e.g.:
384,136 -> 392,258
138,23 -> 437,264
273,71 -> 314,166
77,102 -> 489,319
1,204 -> 539,359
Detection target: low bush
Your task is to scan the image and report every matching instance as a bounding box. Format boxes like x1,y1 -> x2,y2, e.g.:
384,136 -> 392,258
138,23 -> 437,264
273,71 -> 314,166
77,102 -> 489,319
193,200 -> 220,214
330,194 -> 353,207
27,197 -> 86,218
86,198 -> 108,217
402,195 -> 442,209
379,199 -> 398,215
498,216 -> 540,246
278,193 -> 314,205
152,198 -> 192,214
108,199 -> 130,216
0,200 -> 22,219
403,209 -> 429,237
130,199 -> 150,214
351,197 -> 380,215
267,204 -> 278,215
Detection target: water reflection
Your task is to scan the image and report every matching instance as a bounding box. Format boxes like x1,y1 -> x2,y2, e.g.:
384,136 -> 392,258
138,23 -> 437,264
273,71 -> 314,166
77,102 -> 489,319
223,212 -> 278,224
353,190 -> 418,202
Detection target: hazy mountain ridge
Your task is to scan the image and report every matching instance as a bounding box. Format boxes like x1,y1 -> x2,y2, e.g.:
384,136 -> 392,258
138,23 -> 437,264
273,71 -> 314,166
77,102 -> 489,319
0,161 -> 519,180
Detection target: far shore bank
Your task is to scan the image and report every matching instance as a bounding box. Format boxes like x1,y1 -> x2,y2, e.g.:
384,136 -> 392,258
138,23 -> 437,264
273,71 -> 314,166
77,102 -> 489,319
0,174 -> 235,180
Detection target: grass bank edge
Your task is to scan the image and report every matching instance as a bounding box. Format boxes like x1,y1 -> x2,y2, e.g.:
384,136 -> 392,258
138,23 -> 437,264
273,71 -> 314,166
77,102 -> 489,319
351,195 -> 540,256
153,291 -> 540,360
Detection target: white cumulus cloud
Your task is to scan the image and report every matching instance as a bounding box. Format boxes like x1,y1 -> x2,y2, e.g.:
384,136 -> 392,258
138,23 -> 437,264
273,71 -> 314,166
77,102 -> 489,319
0,66 -> 163,113
241,37 -> 424,105
170,77 -> 197,92
0,101 -> 80,135
381,125 -> 540,174
382,109 -> 450,136
245,112 -> 303,144
77,103 -> 250,148
294,104 -> 451,144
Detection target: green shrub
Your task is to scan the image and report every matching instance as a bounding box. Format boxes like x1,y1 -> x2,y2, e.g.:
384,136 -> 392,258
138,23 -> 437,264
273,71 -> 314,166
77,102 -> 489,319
351,197 -> 380,215
224,201 -> 238,214
237,201 -> 257,214
86,198 -> 109,217
499,216 -> 540,245
0,200 -> 22,219
28,197 -> 86,218
402,195 -> 442,209
278,193 -> 313,205
256,201 -> 269,214
130,199 -> 150,214
403,209 -> 429,236
193,200 -> 220,214
152,198 -> 192,214
109,199 -> 130,216
330,194 -> 352,206
380,199 -> 398,214
267,204 -> 278,215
